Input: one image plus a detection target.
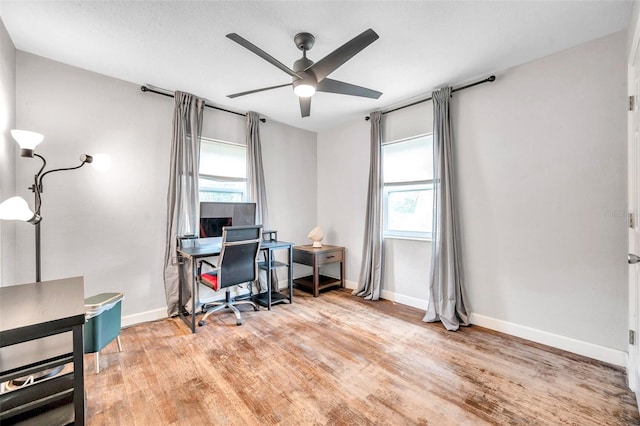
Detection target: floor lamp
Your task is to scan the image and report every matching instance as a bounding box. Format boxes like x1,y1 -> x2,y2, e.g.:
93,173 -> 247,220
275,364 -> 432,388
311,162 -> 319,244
0,129 -> 109,386
0,129 -> 110,282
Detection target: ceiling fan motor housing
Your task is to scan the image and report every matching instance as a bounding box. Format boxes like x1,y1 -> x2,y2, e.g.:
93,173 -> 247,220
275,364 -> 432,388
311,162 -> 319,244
293,52 -> 317,92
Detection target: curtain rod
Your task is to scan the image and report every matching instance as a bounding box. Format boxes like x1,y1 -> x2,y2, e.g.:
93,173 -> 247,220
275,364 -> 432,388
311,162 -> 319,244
365,75 -> 496,121
140,85 -> 266,123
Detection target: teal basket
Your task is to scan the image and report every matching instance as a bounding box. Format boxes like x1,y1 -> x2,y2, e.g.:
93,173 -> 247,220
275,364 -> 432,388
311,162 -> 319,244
84,292 -> 123,354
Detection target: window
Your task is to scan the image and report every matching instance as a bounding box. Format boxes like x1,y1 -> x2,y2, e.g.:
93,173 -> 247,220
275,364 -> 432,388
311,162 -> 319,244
199,138 -> 246,202
383,134 -> 434,239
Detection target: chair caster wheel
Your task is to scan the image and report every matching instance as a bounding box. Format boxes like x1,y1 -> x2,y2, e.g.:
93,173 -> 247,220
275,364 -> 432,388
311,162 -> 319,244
236,320 -> 243,326
198,320 -> 205,327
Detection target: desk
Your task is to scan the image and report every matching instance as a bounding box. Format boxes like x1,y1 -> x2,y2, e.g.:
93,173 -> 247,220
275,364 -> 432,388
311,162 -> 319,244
293,245 -> 345,297
0,277 -> 86,425
177,238 -> 294,333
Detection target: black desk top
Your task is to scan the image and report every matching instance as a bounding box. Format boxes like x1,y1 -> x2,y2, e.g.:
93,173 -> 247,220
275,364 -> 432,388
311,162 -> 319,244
0,277 -> 86,347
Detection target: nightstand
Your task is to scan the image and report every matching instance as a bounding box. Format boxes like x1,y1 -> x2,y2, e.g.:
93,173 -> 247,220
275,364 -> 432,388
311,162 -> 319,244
293,245 -> 345,297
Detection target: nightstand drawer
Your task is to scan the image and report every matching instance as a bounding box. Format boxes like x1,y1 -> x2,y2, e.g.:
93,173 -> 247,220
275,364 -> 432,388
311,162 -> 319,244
317,250 -> 343,265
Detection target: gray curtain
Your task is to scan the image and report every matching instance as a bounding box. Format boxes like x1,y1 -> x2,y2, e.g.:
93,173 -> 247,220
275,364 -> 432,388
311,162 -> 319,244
353,110 -> 383,300
423,87 -> 469,331
163,91 -> 205,317
246,111 -> 269,228
245,111 -> 276,291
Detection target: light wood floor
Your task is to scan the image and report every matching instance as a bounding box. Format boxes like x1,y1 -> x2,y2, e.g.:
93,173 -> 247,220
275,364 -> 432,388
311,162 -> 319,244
84,289 -> 639,425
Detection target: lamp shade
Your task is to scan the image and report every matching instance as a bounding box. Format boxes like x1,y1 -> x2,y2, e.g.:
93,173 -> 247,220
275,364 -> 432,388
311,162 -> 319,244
90,153 -> 112,172
0,196 -> 40,223
11,130 -> 44,157
307,226 -> 324,248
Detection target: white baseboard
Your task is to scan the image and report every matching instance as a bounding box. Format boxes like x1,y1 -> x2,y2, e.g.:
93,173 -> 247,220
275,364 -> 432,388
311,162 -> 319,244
469,313 -> 627,367
380,289 -> 427,310
344,279 -> 357,290
122,307 -> 167,328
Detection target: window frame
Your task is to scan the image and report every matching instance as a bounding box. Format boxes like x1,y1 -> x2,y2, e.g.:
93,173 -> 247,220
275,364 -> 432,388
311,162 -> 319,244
198,137 -> 247,202
382,133 -> 434,241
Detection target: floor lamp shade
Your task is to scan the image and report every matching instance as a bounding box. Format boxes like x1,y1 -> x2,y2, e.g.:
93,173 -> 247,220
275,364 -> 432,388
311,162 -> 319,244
0,196 -> 40,224
11,129 -> 44,157
89,153 -> 112,172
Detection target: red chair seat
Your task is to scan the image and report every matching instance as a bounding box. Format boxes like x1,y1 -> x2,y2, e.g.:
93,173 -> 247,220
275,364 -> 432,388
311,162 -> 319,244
201,272 -> 219,291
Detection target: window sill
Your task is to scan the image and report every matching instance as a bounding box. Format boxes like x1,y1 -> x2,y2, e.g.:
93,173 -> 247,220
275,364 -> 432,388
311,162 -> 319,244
383,236 -> 432,243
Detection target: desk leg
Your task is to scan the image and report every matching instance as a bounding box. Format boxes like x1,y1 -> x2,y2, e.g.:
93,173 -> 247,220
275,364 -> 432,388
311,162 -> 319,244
313,257 -> 320,297
190,258 -> 197,332
178,258 -> 183,317
178,257 -> 197,333
267,248 -> 272,310
72,324 -> 85,425
288,245 -> 293,303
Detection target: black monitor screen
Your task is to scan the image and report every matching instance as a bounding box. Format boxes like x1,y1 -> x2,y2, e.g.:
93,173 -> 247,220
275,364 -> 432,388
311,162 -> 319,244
199,217 -> 232,238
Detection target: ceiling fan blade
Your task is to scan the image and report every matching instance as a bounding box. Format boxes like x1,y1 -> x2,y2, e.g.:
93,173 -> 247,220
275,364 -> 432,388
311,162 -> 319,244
308,29 -> 379,82
299,96 -> 311,118
227,83 -> 292,98
226,33 -> 301,78
317,78 -> 382,99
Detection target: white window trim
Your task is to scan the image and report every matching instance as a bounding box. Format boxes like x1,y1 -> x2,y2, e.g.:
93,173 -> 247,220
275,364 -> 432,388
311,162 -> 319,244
201,136 -> 245,148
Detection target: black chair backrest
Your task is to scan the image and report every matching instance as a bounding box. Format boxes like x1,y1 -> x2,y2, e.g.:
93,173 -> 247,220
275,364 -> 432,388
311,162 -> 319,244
217,225 -> 262,289
222,225 -> 262,242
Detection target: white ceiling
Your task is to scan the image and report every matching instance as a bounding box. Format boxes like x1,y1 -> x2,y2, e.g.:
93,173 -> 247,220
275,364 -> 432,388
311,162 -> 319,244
0,0 -> 632,133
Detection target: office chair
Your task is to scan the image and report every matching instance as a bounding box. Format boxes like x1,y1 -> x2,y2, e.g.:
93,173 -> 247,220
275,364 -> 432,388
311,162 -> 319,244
197,225 -> 262,326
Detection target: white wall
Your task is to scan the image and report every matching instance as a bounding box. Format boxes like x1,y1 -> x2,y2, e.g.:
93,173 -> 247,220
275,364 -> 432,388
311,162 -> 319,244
12,52 -> 317,322
458,31 -> 627,353
0,18 -> 16,286
317,119 -> 371,286
317,31 -> 628,363
261,120 -> 317,246
14,52 -> 174,319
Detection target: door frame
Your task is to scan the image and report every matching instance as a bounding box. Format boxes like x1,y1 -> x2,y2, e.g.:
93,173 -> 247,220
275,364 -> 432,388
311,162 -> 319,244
628,6 -> 640,400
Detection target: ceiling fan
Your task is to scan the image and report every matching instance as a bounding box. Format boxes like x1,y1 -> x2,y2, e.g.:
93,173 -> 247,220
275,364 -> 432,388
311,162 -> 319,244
226,28 -> 383,118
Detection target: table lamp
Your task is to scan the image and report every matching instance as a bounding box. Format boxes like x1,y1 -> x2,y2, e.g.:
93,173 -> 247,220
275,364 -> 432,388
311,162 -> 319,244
308,226 -> 324,248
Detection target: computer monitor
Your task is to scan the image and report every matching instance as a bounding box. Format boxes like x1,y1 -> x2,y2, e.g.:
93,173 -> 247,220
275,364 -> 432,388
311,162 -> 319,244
199,202 -> 257,237
199,217 -> 232,238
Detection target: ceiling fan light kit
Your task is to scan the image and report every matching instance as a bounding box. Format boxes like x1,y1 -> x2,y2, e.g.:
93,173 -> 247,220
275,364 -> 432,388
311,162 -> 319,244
226,29 -> 382,117
293,83 -> 316,98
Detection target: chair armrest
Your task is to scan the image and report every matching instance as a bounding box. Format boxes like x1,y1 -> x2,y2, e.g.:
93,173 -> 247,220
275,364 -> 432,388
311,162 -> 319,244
198,259 -> 218,276
199,259 -> 217,269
